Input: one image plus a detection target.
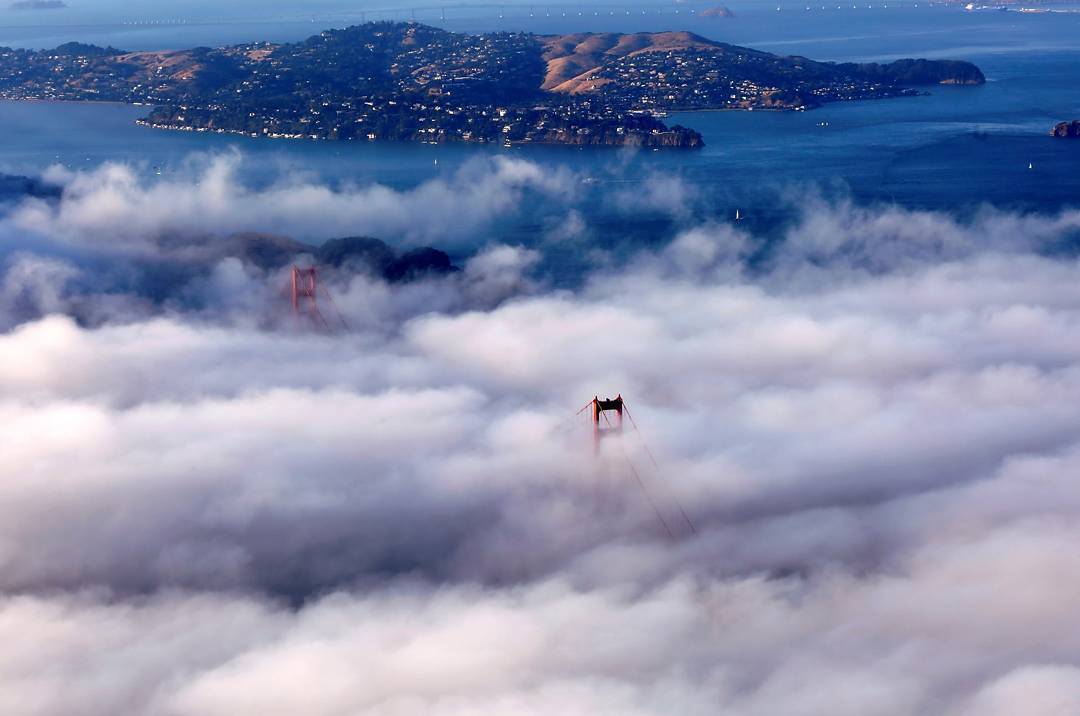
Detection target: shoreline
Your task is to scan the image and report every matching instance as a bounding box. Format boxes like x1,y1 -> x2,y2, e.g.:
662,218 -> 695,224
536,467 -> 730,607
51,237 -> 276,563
0,97 -> 136,107
133,118 -> 705,150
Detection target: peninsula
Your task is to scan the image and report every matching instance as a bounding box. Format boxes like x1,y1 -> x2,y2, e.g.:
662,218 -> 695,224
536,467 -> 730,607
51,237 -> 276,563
0,22 -> 985,148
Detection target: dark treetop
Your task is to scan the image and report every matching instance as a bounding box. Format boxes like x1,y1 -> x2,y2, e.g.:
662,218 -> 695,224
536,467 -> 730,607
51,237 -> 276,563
1052,120 -> 1080,138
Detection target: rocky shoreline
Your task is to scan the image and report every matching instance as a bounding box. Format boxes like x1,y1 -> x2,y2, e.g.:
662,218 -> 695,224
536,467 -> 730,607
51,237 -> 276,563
1051,120 -> 1080,138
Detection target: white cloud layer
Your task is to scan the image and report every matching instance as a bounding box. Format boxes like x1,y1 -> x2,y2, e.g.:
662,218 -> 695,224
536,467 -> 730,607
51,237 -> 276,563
3,154 -> 1080,714
9,151 -> 575,253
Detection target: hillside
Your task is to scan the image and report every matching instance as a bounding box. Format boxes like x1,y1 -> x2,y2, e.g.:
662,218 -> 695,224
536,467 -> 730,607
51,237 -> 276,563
541,31 -> 721,91
541,30 -> 984,108
0,22 -> 984,148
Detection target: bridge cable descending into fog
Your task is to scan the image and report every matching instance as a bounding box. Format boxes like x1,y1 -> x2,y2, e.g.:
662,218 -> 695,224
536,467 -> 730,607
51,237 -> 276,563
285,270 -> 693,532
566,394 -> 697,539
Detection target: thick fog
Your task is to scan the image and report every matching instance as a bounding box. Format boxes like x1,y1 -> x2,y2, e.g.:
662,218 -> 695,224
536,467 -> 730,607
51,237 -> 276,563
4,153 -> 1080,715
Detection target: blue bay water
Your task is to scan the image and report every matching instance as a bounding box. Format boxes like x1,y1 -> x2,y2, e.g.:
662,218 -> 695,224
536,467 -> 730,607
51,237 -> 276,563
0,5 -> 1078,268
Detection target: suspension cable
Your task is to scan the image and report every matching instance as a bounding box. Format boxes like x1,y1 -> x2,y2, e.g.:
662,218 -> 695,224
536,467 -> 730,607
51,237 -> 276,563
318,285 -> 351,332
600,409 -> 675,540
621,401 -> 697,535
552,401 -> 596,434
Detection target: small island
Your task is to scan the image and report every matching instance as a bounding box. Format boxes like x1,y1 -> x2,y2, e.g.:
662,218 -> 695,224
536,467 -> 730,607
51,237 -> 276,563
1051,120 -> 1080,138
700,6 -> 737,18
0,22 -> 985,149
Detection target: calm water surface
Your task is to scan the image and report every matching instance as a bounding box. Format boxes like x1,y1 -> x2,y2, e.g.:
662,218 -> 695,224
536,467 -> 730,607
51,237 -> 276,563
0,5 -> 1077,266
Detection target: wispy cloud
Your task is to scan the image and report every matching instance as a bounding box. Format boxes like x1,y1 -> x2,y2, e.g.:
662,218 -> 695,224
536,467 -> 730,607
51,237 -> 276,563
3,152 -> 1080,714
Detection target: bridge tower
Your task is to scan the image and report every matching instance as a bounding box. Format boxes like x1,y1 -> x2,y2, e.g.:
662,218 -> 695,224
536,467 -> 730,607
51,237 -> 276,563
290,266 -> 330,330
591,394 -> 624,453
571,393 -> 696,538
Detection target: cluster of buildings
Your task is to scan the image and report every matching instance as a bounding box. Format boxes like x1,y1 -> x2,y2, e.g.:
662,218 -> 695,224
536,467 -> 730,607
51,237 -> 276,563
0,22 -> 930,149
589,47 -> 912,111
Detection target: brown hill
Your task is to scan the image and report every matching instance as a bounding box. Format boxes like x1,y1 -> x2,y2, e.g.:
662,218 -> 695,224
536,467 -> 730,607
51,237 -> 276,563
114,50 -> 202,83
540,31 -> 722,93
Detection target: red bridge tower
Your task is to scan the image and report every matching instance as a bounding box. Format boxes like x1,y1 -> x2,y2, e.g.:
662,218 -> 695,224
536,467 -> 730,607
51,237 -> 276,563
591,394 -> 624,453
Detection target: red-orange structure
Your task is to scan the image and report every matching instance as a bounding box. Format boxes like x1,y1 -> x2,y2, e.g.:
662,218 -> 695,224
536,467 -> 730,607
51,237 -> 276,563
571,393 -> 697,539
288,265 -> 349,331
591,394 -> 624,453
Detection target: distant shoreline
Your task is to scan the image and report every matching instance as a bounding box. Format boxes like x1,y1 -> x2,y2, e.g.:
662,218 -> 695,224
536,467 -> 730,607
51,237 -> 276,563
0,97 -> 133,107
